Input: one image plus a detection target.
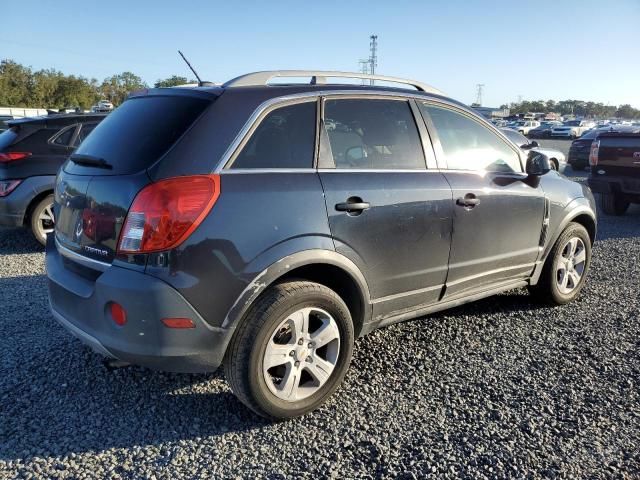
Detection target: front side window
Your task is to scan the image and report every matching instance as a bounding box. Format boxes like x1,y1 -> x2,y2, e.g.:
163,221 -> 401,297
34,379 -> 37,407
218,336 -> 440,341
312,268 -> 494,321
232,101 -> 316,169
323,98 -> 425,170
420,103 -> 521,173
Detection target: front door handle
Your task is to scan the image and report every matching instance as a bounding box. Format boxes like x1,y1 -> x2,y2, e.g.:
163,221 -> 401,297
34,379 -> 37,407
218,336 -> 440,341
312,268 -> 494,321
456,195 -> 480,208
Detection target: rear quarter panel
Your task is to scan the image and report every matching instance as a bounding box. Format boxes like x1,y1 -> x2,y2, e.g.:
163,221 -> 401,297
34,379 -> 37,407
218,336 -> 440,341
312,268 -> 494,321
145,172 -> 335,328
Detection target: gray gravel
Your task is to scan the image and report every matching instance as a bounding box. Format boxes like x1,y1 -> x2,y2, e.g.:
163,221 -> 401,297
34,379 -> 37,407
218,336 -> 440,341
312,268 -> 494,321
1,149 -> 639,478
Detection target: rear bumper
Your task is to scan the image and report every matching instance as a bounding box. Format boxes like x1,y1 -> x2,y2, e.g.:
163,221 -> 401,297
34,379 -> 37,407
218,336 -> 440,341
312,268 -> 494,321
46,236 -> 234,372
588,175 -> 640,195
0,175 -> 55,227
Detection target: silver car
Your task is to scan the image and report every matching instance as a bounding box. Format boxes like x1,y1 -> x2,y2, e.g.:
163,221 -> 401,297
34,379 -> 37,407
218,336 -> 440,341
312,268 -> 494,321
501,128 -> 567,172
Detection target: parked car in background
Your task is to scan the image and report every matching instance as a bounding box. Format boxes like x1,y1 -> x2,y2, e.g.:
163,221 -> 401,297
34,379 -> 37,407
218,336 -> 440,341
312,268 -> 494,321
587,128 -> 640,215
551,120 -> 595,139
511,120 -> 541,136
500,128 -> 567,172
528,121 -> 562,139
568,125 -> 639,170
0,113 -> 106,244
91,100 -> 114,113
47,70 -> 596,419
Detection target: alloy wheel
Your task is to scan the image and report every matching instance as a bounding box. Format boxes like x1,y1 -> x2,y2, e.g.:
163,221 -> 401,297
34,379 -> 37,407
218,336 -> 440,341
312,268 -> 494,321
556,237 -> 586,294
263,307 -> 340,402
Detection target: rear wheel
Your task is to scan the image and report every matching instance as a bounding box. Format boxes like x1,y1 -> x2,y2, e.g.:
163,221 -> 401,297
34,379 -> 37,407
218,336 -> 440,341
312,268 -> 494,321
549,158 -> 559,171
529,222 -> 591,305
224,281 -> 354,419
29,194 -> 55,246
600,193 -> 629,216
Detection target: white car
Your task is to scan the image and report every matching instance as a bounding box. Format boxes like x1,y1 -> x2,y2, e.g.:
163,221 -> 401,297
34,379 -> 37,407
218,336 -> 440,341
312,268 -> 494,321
511,120 -> 541,135
550,120 -> 595,139
91,100 -> 114,113
500,128 -> 567,172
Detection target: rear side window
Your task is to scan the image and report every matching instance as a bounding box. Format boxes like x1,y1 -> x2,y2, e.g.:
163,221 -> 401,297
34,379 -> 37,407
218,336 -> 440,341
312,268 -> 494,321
421,103 -> 521,173
73,123 -> 98,147
232,101 -> 317,169
0,126 -> 18,151
67,95 -> 210,175
323,99 -> 425,169
52,125 -> 77,146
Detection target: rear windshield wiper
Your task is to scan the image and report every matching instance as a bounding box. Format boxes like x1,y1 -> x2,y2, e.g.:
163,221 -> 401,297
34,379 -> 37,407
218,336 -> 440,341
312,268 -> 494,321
69,154 -> 112,169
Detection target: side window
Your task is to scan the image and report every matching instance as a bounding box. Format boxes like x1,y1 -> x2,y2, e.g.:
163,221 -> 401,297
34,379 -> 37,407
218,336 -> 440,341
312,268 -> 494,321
73,123 -> 97,147
52,125 -> 77,146
420,103 -> 521,173
323,99 -> 425,169
232,101 -> 316,169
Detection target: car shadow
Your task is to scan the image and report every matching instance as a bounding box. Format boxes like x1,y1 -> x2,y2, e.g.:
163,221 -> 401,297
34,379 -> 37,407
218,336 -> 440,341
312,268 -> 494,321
0,227 -> 43,255
0,273 -> 269,462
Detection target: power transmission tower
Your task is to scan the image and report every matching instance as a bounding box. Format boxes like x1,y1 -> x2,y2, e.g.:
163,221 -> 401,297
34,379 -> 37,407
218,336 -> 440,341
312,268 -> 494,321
368,35 -> 378,85
358,59 -> 369,85
475,84 -> 485,106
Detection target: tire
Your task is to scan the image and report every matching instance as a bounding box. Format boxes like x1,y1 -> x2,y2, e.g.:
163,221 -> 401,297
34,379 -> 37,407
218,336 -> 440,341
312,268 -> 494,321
600,193 -> 629,216
29,194 -> 55,246
224,280 -> 354,419
550,158 -> 559,171
529,222 -> 591,305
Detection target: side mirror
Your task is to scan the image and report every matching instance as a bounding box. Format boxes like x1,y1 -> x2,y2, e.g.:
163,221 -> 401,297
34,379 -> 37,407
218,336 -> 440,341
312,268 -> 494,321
530,140 -> 539,148
526,151 -> 551,176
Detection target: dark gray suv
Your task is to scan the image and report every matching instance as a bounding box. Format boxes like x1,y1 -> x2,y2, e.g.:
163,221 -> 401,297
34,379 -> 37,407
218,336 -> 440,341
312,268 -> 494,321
47,71 -> 597,419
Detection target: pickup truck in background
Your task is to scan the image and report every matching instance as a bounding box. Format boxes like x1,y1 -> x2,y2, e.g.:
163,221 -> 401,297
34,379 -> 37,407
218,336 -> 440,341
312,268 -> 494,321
588,129 -> 640,215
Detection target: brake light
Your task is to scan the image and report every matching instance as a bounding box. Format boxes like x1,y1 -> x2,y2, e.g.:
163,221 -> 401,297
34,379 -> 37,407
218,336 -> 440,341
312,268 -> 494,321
117,175 -> 220,254
589,139 -> 600,166
0,152 -> 31,163
0,180 -> 21,197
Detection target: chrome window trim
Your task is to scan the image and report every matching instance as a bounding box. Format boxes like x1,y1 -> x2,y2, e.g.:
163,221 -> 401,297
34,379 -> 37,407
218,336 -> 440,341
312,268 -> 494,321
48,124 -> 79,148
220,168 -> 317,174
55,236 -> 110,272
213,89 -> 453,173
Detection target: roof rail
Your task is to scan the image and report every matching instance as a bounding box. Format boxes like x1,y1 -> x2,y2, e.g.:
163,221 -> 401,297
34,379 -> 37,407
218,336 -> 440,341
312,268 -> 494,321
222,70 -> 444,95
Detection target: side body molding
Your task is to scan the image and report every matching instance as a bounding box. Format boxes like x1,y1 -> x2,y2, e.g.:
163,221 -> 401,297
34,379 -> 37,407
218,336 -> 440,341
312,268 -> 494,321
221,249 -> 372,333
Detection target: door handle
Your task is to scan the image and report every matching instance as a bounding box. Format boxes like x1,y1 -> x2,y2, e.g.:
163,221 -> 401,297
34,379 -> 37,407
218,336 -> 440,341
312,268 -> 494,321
456,195 -> 480,208
335,202 -> 370,212
335,199 -> 370,213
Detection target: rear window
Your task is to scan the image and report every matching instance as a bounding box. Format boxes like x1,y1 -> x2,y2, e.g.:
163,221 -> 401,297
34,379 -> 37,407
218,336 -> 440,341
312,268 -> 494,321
0,126 -> 18,151
66,95 -> 210,175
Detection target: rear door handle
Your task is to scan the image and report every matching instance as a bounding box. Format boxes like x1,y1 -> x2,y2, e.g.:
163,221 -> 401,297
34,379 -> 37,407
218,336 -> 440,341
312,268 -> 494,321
335,198 -> 370,213
335,202 -> 370,212
456,195 -> 480,207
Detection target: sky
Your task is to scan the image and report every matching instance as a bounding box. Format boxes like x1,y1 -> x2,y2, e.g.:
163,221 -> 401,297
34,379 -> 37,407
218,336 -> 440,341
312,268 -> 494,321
3,0 -> 640,108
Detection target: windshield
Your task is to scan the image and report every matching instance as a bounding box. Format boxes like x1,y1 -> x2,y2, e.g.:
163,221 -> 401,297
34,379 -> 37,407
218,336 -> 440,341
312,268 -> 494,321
565,120 -> 580,126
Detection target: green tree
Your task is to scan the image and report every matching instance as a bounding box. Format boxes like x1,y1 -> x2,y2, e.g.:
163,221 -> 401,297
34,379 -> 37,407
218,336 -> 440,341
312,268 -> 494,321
0,60 -> 33,106
154,75 -> 194,88
99,72 -> 147,106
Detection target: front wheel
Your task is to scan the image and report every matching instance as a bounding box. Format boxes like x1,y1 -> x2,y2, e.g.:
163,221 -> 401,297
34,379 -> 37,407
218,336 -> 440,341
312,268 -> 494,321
600,193 -> 629,216
529,222 -> 591,305
29,194 -> 55,246
224,281 -> 354,419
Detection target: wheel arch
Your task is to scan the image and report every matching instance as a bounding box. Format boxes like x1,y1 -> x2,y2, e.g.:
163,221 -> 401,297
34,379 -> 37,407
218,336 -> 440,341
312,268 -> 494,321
222,250 -> 372,338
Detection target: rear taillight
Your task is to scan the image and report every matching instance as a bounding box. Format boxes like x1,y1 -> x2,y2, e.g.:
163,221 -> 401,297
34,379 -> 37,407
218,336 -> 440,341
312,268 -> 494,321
117,175 -> 220,254
589,139 -> 600,166
0,179 -> 21,197
0,152 -> 31,163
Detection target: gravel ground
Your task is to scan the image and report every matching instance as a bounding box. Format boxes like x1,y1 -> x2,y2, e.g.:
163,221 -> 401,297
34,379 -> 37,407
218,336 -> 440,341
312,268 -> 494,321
1,148 -> 639,478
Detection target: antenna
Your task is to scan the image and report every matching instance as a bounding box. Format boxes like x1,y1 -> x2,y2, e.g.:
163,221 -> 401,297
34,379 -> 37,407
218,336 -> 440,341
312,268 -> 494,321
358,59 -> 369,85
475,84 -> 485,106
369,35 -> 378,85
178,50 -> 203,86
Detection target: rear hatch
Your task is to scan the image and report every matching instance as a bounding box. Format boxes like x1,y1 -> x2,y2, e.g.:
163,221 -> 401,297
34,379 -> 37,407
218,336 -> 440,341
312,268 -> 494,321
596,132 -> 640,177
54,91 -> 214,265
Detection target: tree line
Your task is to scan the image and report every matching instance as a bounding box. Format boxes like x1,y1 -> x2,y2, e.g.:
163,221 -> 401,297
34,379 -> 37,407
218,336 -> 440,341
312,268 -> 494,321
500,99 -> 640,120
0,59 -> 193,110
